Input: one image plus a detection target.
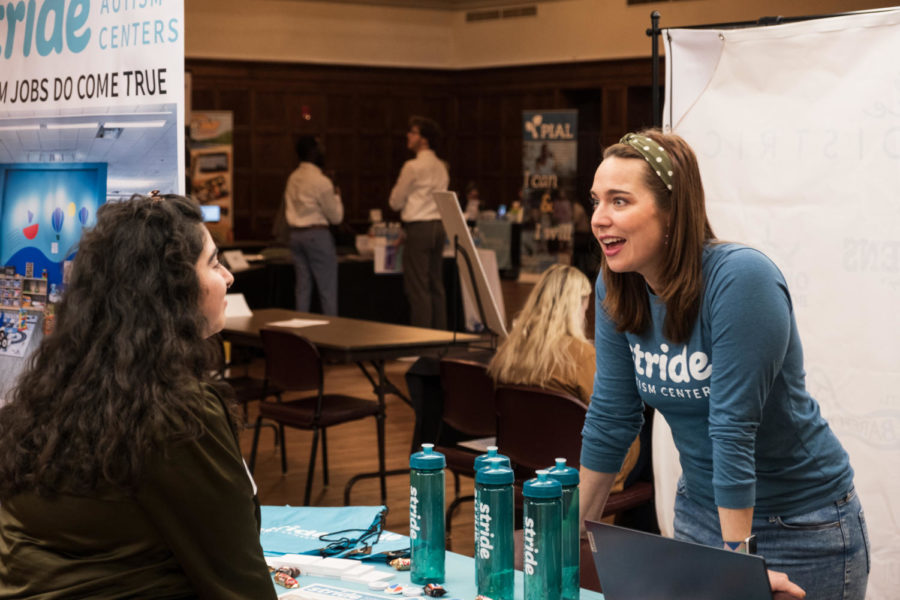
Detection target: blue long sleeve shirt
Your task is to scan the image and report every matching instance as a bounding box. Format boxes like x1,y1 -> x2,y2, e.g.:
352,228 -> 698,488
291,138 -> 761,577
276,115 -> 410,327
581,243 -> 854,515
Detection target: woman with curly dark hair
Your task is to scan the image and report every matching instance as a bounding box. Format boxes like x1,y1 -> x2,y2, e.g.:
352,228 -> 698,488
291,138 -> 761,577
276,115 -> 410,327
0,195 -> 277,599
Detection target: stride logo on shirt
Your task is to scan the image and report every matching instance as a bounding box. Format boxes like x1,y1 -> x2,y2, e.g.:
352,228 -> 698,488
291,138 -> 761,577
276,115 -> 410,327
629,343 -> 712,383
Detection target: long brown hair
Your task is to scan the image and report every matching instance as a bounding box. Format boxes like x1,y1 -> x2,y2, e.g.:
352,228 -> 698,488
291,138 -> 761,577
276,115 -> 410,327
0,195 -> 224,499
600,129 -> 716,343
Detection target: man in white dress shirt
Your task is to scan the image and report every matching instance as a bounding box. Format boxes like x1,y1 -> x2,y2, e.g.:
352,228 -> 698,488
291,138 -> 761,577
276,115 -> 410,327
389,116 -> 449,329
284,136 -> 343,315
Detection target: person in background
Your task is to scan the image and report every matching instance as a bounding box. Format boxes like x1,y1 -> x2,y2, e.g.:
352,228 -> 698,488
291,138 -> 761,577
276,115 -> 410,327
552,187 -> 573,225
285,135 -> 343,315
0,195 -> 277,599
487,263 -> 640,493
581,130 -> 868,600
389,116 -> 449,329
534,141 -> 557,175
463,180 -> 481,224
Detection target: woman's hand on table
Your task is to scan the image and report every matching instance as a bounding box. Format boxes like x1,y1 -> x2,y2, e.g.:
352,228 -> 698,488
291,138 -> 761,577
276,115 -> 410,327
769,569 -> 806,599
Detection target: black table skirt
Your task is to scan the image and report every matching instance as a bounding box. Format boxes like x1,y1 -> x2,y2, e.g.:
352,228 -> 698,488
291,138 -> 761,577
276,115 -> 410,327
230,257 -> 464,329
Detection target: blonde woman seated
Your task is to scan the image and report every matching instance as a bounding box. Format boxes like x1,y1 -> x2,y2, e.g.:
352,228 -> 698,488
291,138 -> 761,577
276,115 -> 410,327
487,263 -> 640,493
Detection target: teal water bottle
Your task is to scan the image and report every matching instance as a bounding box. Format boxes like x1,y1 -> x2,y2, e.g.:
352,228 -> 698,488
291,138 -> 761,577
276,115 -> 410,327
523,470 -> 562,600
409,443 -> 445,584
474,445 -> 511,472
473,446 -> 511,553
547,458 -> 580,600
474,457 -> 515,600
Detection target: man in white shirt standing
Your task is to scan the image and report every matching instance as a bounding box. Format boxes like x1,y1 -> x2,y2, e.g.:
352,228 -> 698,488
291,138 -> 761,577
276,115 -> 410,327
389,117 -> 449,329
284,136 -> 343,315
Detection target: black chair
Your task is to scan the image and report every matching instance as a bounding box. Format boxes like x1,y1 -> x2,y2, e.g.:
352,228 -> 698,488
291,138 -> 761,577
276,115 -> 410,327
434,357 -> 497,546
215,339 -> 280,443
495,384 -> 654,518
496,384 -> 654,593
495,384 -> 585,482
248,329 -> 386,506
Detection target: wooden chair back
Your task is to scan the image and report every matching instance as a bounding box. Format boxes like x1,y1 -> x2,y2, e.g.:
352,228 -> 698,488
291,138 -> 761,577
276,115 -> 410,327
439,358 -> 496,438
259,328 -> 322,394
495,383 -> 586,481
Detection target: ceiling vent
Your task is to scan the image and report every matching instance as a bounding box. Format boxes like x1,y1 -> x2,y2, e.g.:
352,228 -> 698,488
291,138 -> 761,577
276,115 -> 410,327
466,4 -> 536,22
466,9 -> 500,21
502,5 -> 537,18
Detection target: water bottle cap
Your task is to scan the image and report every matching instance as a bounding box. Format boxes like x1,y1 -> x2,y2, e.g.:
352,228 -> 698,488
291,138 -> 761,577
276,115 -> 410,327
409,443 -> 446,469
473,447 -> 510,472
475,457 -> 514,484
523,469 -> 562,498
546,457 -> 580,486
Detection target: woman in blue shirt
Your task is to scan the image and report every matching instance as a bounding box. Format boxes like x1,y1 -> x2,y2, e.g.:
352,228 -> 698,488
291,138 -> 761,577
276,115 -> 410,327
579,130 -> 868,600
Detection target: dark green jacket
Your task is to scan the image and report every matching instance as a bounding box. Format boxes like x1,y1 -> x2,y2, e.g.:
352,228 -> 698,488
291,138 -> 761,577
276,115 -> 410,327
0,386 -> 276,599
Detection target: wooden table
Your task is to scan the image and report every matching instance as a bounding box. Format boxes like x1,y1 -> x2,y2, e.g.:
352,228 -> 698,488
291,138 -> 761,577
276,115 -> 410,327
224,308 -> 479,362
222,308 -> 482,503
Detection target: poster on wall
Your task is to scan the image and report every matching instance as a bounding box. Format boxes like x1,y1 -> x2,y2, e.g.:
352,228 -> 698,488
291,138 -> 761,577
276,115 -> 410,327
0,0 -> 186,286
189,111 -> 233,244
520,110 -> 577,279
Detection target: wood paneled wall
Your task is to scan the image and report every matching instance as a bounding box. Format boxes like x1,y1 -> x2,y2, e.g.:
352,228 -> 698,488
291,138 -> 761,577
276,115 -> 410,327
187,58 -> 656,241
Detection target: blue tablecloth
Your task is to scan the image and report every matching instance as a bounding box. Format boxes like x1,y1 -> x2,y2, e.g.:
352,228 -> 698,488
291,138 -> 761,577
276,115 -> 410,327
261,505 -> 603,599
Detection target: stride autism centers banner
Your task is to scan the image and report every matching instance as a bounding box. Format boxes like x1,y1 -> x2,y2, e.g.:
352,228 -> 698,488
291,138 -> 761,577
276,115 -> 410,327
1,1 -> 181,110
0,0 -> 185,285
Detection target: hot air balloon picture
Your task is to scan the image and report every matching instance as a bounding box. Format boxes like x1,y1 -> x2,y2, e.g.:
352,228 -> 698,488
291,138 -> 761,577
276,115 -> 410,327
78,206 -> 90,228
22,210 -> 38,240
50,207 -> 64,255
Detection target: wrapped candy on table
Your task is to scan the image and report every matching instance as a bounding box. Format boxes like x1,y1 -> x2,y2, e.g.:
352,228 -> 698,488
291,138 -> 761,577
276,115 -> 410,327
390,557 -> 411,571
423,582 -> 447,597
273,570 -> 300,589
276,566 -> 301,578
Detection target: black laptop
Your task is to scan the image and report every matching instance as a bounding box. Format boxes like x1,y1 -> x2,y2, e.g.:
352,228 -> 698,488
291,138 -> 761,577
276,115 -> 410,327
585,521 -> 773,600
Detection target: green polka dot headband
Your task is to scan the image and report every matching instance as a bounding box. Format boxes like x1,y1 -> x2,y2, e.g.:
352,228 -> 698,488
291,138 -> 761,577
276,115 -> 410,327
620,133 -> 674,192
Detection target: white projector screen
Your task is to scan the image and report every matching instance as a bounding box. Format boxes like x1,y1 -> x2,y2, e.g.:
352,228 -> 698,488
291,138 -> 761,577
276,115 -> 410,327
662,9 -> 900,598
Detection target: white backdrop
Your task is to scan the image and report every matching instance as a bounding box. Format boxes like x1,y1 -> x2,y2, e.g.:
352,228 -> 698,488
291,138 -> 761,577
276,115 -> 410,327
658,9 -> 900,598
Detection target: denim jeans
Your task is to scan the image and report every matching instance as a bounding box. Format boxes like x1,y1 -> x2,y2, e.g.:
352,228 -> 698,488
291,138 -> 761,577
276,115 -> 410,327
673,479 -> 869,600
289,227 -> 338,315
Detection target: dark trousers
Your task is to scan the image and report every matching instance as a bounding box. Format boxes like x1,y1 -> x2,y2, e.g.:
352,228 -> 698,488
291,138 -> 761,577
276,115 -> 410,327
403,220 -> 446,329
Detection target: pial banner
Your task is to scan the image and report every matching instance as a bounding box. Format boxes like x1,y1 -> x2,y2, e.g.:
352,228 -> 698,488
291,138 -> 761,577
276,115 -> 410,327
521,109 -> 577,218
521,109 -> 578,274
0,0 -> 185,283
662,9 -> 900,598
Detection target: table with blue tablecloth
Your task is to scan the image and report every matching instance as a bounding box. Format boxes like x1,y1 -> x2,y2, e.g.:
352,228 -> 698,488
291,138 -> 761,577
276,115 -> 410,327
261,505 -> 603,599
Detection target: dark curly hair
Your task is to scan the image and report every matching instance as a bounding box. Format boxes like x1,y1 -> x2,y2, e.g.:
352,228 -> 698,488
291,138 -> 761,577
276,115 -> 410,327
0,194 -> 226,499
